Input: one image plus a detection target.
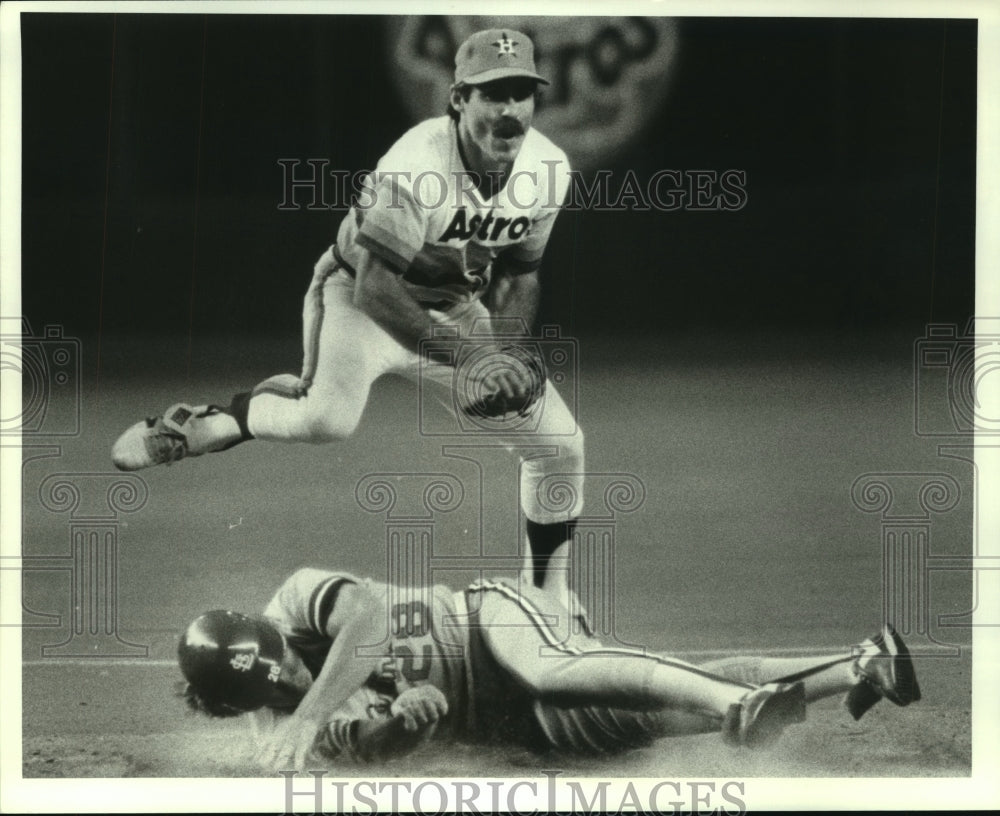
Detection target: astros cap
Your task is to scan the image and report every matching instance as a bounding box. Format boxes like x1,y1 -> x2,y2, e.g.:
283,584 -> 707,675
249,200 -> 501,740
454,29 -> 549,87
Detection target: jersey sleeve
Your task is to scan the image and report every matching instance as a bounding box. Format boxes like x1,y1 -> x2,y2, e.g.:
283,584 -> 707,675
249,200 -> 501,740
354,170 -> 430,273
264,568 -> 359,639
502,151 -> 572,274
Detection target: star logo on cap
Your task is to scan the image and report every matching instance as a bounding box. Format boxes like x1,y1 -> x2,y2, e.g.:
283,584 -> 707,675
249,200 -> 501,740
494,32 -> 518,58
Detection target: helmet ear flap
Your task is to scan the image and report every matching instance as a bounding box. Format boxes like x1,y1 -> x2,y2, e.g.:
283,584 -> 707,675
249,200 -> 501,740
177,610 -> 286,714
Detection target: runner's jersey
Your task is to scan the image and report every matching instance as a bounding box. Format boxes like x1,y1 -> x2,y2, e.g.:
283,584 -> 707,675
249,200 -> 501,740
262,572 -> 669,759
263,569 -> 470,722
335,116 -> 571,305
263,568 -> 362,679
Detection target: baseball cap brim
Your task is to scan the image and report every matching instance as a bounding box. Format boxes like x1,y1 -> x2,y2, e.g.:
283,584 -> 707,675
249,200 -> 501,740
459,67 -> 549,86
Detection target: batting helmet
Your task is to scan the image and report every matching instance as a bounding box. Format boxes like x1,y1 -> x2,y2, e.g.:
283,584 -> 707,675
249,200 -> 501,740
178,609 -> 285,716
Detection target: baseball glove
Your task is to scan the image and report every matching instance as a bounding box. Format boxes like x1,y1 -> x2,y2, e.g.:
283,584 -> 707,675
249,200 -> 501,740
463,342 -> 547,420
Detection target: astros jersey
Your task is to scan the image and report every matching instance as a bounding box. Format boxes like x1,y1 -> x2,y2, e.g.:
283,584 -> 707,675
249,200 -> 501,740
335,116 -> 571,305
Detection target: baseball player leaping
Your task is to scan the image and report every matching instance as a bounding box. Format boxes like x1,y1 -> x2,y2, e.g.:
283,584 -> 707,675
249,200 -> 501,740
112,30 -> 583,604
178,567 -> 922,768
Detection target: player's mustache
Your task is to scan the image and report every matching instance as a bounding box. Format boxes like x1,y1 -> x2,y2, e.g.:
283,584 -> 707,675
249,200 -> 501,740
493,120 -> 524,138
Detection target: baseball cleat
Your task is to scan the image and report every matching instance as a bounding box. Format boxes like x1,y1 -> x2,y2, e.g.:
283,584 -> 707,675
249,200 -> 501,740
722,681 -> 807,749
112,403 -> 215,471
844,624 -> 922,720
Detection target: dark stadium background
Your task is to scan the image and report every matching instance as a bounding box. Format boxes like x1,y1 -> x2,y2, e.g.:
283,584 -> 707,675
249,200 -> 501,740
20,14 -> 974,337
15,13 -> 979,781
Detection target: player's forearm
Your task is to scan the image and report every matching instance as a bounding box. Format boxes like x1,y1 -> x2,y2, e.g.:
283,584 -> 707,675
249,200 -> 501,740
292,592 -> 385,729
329,715 -> 430,763
486,268 -> 540,331
353,252 -> 438,353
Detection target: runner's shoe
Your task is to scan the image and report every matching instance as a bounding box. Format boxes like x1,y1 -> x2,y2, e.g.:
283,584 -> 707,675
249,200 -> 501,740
112,403 -> 218,471
722,681 -> 807,749
845,624 -> 922,720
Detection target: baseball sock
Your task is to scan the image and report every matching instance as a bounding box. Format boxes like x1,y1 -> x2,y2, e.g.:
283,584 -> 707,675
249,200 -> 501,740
703,654 -> 857,702
200,392 -> 255,452
225,391 -> 255,442
526,518 -> 577,588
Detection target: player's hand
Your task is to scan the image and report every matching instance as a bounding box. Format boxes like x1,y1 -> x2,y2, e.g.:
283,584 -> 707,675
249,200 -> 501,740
390,686 -> 448,732
255,713 -> 324,772
480,349 -> 533,402
461,343 -> 546,419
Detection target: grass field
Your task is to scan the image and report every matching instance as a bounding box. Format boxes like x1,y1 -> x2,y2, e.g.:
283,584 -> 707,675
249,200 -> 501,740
11,330 -> 981,796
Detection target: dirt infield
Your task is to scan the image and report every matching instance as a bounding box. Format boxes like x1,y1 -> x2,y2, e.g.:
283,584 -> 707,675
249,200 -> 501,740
22,653 -> 971,779
11,333 -> 982,800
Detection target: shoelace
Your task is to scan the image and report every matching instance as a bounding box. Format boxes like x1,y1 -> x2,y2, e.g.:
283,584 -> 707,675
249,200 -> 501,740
145,418 -> 187,465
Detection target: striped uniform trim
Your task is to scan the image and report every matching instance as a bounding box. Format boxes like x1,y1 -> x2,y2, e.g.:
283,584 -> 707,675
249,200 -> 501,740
769,654 -> 855,684
356,223 -> 415,274
300,269 -> 328,387
451,589 -> 476,733
308,575 -> 355,635
251,379 -> 303,400
467,580 -> 754,690
333,244 -> 357,276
